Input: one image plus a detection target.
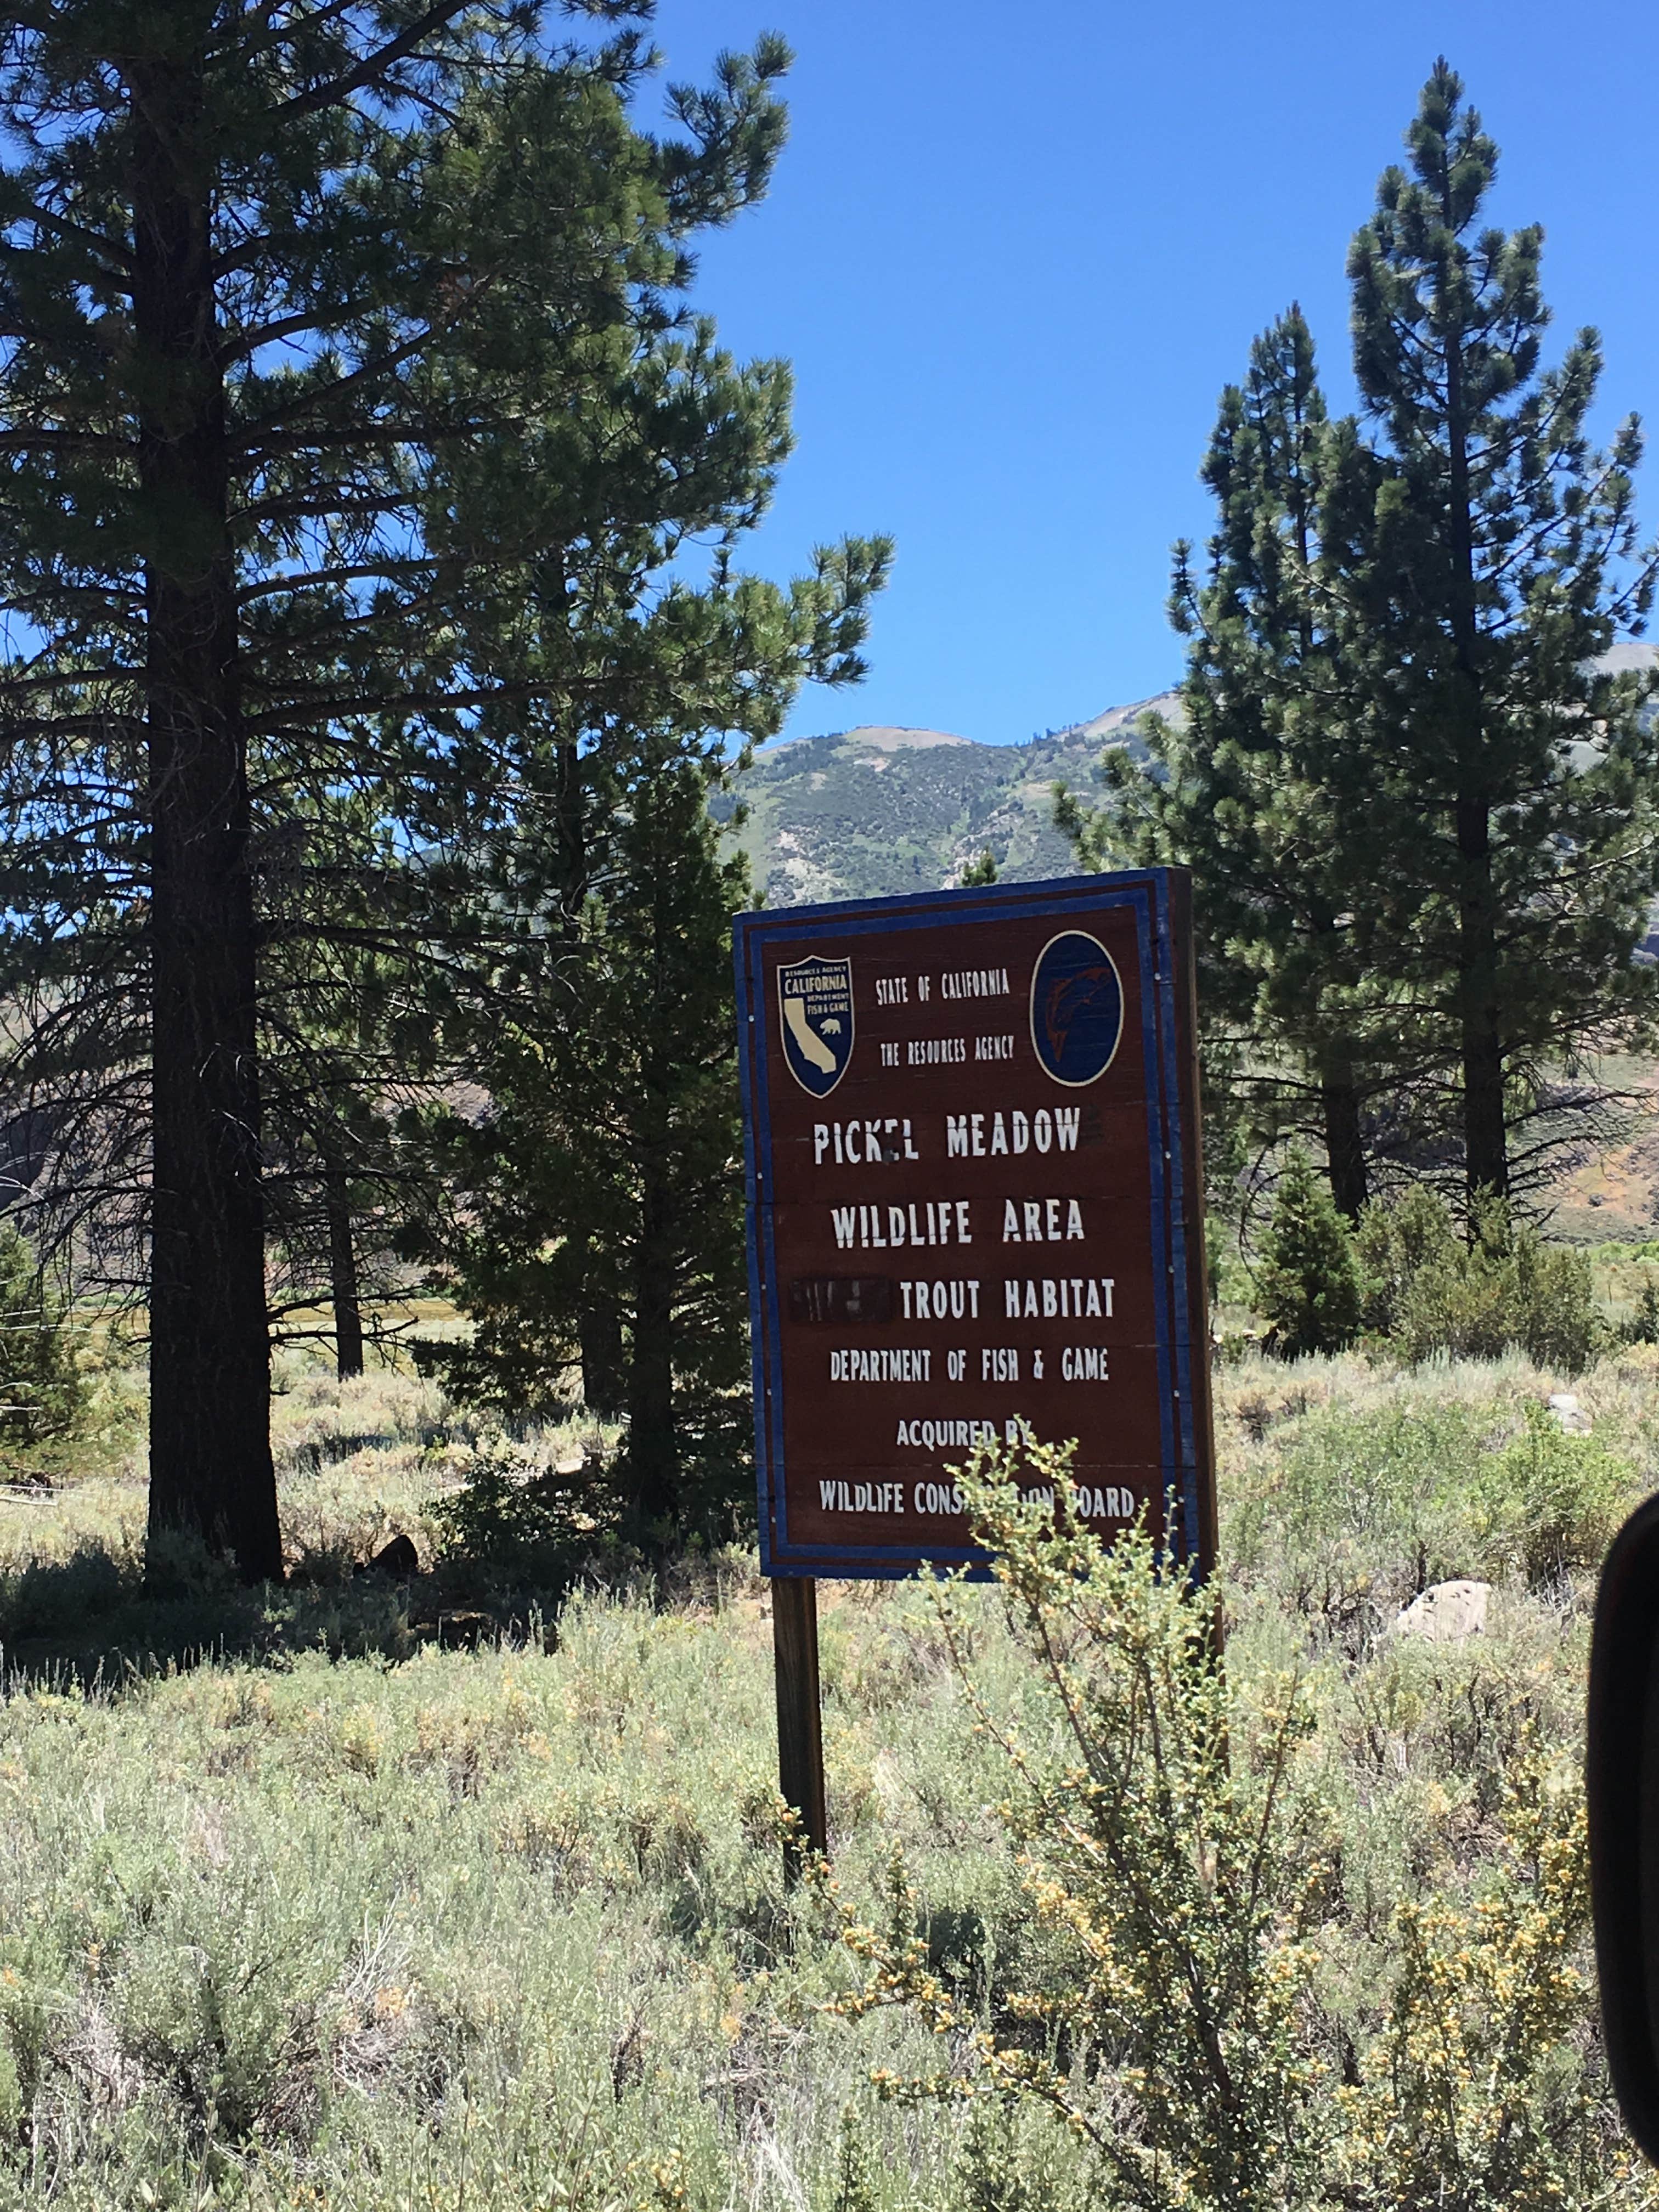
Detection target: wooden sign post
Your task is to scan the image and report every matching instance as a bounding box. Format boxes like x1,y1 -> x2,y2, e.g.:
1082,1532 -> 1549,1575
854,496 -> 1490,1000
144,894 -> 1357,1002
770,1576 -> 826,1872
735,869 -> 1215,1875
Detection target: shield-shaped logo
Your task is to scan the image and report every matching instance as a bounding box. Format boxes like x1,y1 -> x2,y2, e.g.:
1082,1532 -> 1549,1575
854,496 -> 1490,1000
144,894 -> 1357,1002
777,956 -> 855,1097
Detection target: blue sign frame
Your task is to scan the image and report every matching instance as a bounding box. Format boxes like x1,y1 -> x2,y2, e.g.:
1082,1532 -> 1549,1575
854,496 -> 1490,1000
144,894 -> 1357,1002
734,870 -> 1204,1581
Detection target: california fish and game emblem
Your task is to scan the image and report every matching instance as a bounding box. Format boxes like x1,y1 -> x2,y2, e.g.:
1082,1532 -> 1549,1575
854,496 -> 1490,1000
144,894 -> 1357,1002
777,956 -> 855,1096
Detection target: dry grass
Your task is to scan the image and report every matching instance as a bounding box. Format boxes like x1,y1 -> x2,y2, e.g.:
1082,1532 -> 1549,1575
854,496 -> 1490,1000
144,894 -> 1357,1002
0,1340 -> 1644,2207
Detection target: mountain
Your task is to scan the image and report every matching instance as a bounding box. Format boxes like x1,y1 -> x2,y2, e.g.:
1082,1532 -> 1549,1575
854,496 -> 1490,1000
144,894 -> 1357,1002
714,692 -> 1176,906
720,644 -> 1659,909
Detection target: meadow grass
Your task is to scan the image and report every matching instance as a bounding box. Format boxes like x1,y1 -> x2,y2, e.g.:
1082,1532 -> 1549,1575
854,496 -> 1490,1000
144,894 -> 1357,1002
0,1342 -> 1651,2208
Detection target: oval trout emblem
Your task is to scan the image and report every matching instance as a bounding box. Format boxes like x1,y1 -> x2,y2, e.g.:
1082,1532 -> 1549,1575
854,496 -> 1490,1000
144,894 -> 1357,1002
1029,930 -> 1123,1086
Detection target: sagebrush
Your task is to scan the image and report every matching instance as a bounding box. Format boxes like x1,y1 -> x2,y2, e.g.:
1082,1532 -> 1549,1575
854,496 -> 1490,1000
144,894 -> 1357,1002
0,1348 -> 1646,2209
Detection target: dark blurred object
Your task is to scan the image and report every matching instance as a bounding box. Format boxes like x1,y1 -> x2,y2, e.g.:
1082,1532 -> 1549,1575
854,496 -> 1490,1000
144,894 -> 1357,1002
364,1533 -> 419,1581
0,1108 -> 60,1209
1587,1495 -> 1659,2165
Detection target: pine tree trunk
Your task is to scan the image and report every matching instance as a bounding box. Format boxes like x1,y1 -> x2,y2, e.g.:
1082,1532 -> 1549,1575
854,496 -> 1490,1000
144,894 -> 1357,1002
1437,165 -> 1509,1206
325,1164 -> 364,1381
132,59 -> 281,1582
554,737 -> 586,932
1320,1057 -> 1368,1223
628,1170 -> 677,1528
551,741 -> 628,1421
578,1285 -> 625,1418
1457,789 -> 1509,1199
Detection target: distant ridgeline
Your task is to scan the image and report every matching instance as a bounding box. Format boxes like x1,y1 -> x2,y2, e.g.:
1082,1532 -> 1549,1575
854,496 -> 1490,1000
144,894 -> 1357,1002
711,696 -> 1171,907
718,642 -> 1659,918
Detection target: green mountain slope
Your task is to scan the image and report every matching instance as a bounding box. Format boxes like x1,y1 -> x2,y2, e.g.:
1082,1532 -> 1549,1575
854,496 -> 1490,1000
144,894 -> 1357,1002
723,643 -> 1659,910
714,695 -> 1172,906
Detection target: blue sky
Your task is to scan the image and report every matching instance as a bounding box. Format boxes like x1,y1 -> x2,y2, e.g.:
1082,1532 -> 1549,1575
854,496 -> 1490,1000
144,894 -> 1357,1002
648,0 -> 1659,746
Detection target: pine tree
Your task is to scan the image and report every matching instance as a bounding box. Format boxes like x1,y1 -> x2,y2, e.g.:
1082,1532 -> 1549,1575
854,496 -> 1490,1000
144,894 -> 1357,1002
0,5 -> 884,1576
421,742 -> 758,1537
1340,60 -> 1658,1199
385,234 -> 888,1531
1060,309 -> 1388,1218
1065,65 -> 1658,1215
1255,1145 -> 1365,1358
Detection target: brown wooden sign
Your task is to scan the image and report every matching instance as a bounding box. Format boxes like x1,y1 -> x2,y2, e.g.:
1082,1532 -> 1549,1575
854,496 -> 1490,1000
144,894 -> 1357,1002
735,869 -> 1216,1583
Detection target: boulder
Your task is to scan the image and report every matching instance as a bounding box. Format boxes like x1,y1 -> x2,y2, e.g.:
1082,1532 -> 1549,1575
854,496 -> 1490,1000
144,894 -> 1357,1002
1391,1579 -> 1490,1644
1547,1392 -> 1592,1434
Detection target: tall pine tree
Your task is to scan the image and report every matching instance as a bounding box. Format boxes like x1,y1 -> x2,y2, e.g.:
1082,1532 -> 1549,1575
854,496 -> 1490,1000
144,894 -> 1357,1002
1060,308 -> 1389,1218
1068,64 -> 1658,1214
0,4 -> 883,1576
1340,60 -> 1658,1199
398,294 -> 889,1527
421,740 -> 760,1536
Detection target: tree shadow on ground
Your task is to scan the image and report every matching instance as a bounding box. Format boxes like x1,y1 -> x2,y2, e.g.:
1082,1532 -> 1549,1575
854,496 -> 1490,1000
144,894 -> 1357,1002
0,1534 -> 565,1693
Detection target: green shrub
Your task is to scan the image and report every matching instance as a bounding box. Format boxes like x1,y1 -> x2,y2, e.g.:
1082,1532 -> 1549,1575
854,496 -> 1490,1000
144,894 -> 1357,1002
0,1542 -> 131,1641
0,1223 -> 85,1449
840,1436 -> 1338,2211
1255,1147 -> 1365,1357
1226,1399 -> 1496,1620
1471,1401 -> 1634,1589
431,1431 -> 632,1593
839,1432 -> 1634,2212
831,2103 -> 883,2212
1352,1183 -> 1448,1338
1226,1389 -> 1641,1619
1356,1187 -> 1602,1373
1622,1271 -> 1659,1346
1256,1150 -> 1362,1353
1342,1747 -> 1604,2211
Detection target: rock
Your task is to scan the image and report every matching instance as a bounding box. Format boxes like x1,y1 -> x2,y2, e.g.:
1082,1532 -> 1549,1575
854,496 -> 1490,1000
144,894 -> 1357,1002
1391,1579 -> 1490,1644
1547,1392 -> 1592,1434
367,1532 -> 420,1579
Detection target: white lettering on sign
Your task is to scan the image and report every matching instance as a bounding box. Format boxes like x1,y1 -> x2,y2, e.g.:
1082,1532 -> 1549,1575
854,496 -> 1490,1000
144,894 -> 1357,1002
946,1107 -> 1078,1156
832,1200 -> 973,1250
1001,1198 -> 1086,1242
1003,1277 -> 1116,1318
830,1347 -> 933,1384
893,1417 -> 1008,1450
814,1118 -> 921,1166
938,967 -> 1011,1000
901,1478 -> 1136,1518
1070,1485 -> 1135,1517
899,1278 -> 981,1319
913,1480 -> 966,1514
974,1034 -> 1015,1061
817,1480 -> 906,1513
1060,1346 -> 1110,1381
907,1036 -> 968,1066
